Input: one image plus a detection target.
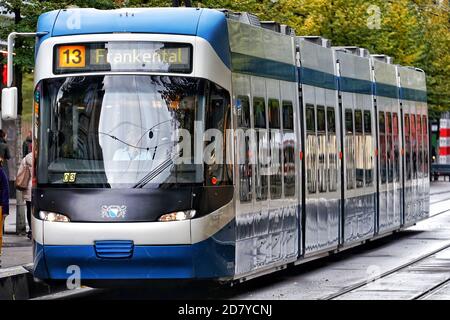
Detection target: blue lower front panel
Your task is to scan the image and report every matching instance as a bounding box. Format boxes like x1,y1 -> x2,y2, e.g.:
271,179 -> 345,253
34,240 -> 235,281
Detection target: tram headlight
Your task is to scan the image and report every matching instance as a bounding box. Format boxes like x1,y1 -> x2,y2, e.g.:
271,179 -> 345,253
158,210 -> 196,222
39,211 -> 70,222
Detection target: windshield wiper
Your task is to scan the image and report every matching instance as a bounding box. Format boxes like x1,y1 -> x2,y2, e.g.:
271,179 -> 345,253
98,132 -> 151,151
133,152 -> 180,188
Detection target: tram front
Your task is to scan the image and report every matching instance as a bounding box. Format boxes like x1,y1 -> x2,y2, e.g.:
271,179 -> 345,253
31,9 -> 235,284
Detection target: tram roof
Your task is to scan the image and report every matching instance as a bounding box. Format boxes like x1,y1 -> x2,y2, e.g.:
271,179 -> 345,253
36,7 -> 230,67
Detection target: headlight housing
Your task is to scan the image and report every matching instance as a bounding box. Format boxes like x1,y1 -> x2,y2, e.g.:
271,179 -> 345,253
39,211 -> 70,222
158,210 -> 196,222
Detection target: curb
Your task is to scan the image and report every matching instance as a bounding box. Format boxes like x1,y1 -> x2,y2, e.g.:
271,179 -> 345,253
0,264 -> 33,300
0,263 -> 66,300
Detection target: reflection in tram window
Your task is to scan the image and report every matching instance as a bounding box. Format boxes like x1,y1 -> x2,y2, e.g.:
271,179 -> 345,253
379,112 -> 387,184
205,82 -> 232,186
254,97 -> 268,201
282,101 -> 295,197
386,112 -> 393,184
416,114 -> 422,178
237,95 -> 251,128
363,110 -> 373,186
327,107 -> 338,192
393,112 -> 400,183
237,96 -> 252,203
317,106 -> 327,193
411,114 -> 417,179
355,110 -> 364,188
345,109 -> 355,190
422,115 -> 429,177
269,99 -> 282,199
404,114 -> 411,180
306,104 -> 317,194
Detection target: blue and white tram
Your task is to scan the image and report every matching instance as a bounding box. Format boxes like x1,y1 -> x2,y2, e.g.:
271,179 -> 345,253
19,7 -> 429,284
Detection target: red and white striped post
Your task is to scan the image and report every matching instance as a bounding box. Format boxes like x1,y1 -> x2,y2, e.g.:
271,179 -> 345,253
439,115 -> 450,165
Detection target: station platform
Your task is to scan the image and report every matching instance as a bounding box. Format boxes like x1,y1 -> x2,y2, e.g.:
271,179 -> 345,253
1,199 -> 33,269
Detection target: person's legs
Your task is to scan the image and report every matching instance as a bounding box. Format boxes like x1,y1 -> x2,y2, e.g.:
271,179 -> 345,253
26,201 -> 31,230
26,201 -> 32,238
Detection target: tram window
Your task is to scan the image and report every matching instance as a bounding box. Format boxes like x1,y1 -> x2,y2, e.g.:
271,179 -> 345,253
327,107 -> 338,192
254,97 -> 266,129
404,114 -> 411,180
355,110 -> 363,134
345,109 -> 355,190
269,99 -> 282,199
364,110 -> 373,186
423,115 -> 429,177
282,101 -> 294,131
282,101 -> 295,197
253,97 -> 268,201
393,112 -> 400,183
317,106 -> 326,133
345,109 -> 353,134
386,112 -> 393,183
306,104 -> 315,133
417,114 -> 423,178
205,82 -> 232,186
355,110 -> 364,188
327,107 -> 336,133
317,106 -> 327,193
237,96 -> 252,203
238,134 -> 253,203
237,96 -> 250,128
306,104 -> 317,194
411,114 -> 417,179
269,99 -> 281,129
364,110 -> 372,134
379,112 -> 387,184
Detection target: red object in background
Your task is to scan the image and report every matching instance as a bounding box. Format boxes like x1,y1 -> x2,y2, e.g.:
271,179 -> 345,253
1,64 -> 6,86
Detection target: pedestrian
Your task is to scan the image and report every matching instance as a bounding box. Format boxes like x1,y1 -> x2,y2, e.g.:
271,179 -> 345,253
17,151 -> 32,239
22,130 -> 32,158
0,161 -> 10,267
0,129 -> 11,181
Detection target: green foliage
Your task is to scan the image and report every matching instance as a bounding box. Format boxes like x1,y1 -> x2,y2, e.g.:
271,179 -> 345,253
0,0 -> 448,118
193,0 -> 450,118
21,73 -> 34,123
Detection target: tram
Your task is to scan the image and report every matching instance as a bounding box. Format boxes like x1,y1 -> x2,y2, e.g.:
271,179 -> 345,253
1,7 -> 430,284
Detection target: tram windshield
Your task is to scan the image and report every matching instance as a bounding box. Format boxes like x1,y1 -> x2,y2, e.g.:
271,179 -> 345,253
37,75 -> 230,187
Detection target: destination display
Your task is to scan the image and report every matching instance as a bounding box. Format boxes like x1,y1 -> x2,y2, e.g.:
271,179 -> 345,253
54,41 -> 192,74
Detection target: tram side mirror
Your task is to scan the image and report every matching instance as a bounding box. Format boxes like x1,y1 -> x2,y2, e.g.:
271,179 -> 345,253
1,87 -> 18,120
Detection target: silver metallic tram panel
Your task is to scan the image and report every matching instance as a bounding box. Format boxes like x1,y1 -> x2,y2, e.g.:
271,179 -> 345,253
397,66 -> 429,225
334,47 -> 376,245
229,19 -> 300,276
372,57 -> 403,233
297,38 -> 340,255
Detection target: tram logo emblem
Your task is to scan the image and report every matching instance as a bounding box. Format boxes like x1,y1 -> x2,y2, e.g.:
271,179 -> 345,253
101,205 -> 127,219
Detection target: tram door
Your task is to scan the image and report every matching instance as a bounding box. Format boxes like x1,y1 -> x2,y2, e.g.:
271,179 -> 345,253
372,59 -> 402,234
233,73 -> 256,275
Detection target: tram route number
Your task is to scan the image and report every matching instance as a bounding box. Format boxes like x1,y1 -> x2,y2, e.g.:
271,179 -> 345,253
63,172 -> 77,183
178,304 -> 272,318
58,45 -> 86,68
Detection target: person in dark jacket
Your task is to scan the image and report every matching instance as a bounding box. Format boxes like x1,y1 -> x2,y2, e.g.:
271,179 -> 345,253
0,162 -> 10,266
0,129 -> 11,181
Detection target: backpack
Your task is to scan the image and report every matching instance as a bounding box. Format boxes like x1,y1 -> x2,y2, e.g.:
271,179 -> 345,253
16,160 -> 30,191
